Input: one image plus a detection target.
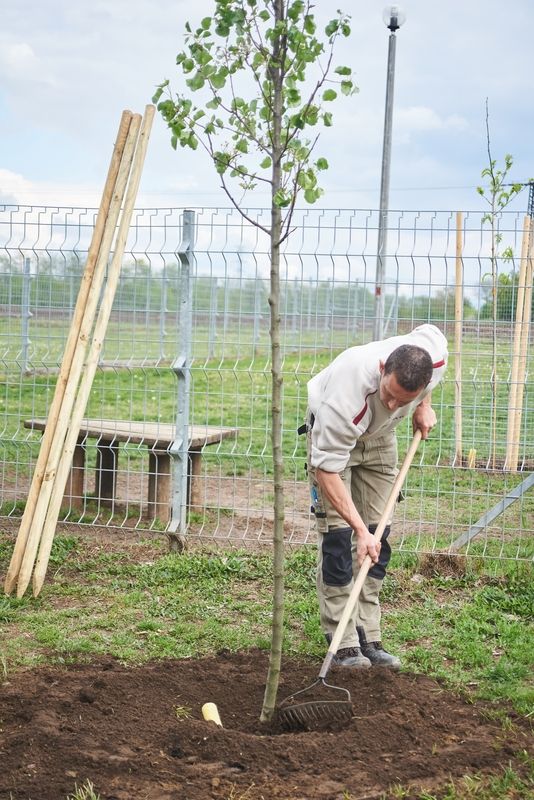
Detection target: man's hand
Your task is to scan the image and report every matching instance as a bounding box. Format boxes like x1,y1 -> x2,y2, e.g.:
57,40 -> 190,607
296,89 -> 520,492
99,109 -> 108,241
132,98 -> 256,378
412,396 -> 437,439
355,527 -> 380,566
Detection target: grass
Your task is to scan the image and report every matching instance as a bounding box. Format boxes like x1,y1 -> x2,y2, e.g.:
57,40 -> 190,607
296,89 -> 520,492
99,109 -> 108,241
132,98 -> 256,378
66,780 -> 101,800
1,333 -> 534,547
1,532 -> 532,716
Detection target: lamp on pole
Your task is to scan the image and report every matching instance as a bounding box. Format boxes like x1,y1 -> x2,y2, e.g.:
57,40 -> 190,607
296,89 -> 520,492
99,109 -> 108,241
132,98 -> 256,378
373,5 -> 406,341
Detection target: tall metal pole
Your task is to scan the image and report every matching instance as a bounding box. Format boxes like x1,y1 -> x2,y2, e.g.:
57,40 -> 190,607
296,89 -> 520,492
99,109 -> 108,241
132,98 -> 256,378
169,209 -> 195,537
374,8 -> 404,341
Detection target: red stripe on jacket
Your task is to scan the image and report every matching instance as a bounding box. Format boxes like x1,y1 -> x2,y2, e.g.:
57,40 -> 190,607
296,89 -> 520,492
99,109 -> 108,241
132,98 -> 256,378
352,390 -> 377,426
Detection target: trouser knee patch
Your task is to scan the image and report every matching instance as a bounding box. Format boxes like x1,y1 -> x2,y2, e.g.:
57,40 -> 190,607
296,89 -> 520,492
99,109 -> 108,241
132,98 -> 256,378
322,527 -> 352,586
368,524 -> 391,580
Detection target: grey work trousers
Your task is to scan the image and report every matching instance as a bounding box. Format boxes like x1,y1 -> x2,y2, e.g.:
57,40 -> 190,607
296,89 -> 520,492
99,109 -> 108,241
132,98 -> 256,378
307,420 -> 398,648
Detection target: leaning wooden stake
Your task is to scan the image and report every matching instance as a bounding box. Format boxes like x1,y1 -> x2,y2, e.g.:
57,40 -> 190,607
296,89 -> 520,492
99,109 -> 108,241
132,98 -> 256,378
32,105 -> 155,597
14,113 -> 143,599
454,211 -> 463,466
504,216 -> 530,471
3,110 -> 133,596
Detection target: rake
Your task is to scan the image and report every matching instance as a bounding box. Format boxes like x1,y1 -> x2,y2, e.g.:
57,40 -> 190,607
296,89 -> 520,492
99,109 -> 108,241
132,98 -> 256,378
277,430 -> 422,731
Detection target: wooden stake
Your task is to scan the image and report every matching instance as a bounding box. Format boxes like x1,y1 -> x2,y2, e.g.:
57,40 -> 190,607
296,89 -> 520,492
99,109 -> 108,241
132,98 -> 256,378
14,114 -> 143,599
3,110 -> 133,596
32,106 -> 155,597
454,211 -> 463,466
510,220 -> 533,468
504,216 -> 530,471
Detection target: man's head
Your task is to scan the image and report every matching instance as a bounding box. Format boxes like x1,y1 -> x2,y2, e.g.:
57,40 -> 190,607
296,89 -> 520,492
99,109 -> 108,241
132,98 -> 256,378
379,345 -> 433,411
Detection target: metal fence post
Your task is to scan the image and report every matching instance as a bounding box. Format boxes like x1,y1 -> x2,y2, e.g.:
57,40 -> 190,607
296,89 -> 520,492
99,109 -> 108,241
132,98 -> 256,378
21,257 -> 32,373
159,261 -> 168,362
169,209 -> 195,537
208,276 -> 218,359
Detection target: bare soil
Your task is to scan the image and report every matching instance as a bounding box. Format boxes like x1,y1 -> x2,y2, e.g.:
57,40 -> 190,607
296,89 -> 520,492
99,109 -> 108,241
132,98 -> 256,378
1,650 -> 532,800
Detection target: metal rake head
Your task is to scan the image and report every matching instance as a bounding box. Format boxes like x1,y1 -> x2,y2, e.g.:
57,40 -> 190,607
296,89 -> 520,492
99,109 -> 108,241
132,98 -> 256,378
277,679 -> 353,732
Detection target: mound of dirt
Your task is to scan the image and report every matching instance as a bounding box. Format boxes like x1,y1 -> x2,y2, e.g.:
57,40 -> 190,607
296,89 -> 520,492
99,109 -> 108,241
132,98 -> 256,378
1,650 -> 531,800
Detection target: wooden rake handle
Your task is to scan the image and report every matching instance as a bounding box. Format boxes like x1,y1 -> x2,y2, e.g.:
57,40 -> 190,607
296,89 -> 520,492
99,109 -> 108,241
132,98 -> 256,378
319,429 -> 422,680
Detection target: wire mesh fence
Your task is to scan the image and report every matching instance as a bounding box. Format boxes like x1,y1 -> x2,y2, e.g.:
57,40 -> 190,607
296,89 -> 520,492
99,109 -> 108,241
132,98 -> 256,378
1,204 -> 533,561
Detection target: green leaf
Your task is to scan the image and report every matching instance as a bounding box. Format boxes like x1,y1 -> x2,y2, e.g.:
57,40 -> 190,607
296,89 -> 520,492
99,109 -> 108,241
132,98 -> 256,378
322,89 -> 337,102
287,1 -> 305,22
235,139 -> 248,154
152,84 -> 166,104
214,151 -> 229,174
341,80 -> 352,96
260,156 -> 272,169
334,66 -> 351,76
304,15 -> 316,34
201,16 -> 211,30
316,157 -> 328,170
186,72 -> 205,91
323,111 -> 333,127
325,19 -> 339,36
211,72 -> 227,90
274,189 -> 291,208
259,9 -> 270,21
286,87 -> 301,107
304,187 -> 323,203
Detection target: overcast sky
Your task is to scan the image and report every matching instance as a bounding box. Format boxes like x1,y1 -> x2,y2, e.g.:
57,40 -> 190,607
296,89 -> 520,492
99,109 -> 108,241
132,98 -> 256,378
1,0 -> 532,214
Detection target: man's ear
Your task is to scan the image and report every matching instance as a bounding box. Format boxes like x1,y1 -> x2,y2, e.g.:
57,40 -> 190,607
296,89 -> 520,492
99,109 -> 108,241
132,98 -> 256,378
379,360 -> 385,375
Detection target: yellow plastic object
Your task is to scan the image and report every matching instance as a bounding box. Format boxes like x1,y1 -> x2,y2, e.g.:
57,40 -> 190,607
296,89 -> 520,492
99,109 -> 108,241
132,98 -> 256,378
201,702 -> 223,727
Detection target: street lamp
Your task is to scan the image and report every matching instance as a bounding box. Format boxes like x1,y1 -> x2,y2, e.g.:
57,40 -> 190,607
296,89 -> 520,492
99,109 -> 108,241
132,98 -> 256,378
373,5 -> 406,341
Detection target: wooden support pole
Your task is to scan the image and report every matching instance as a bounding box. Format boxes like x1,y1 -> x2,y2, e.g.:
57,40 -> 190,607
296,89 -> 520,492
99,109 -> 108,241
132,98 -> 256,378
4,110 -> 133,595
510,220 -> 533,469
454,211 -> 463,466
14,114 -> 143,599
505,216 -> 530,470
32,105 -> 156,597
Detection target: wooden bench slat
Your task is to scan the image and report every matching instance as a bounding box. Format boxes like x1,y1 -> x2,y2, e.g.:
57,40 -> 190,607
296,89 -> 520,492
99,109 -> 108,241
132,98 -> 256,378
25,419 -> 238,449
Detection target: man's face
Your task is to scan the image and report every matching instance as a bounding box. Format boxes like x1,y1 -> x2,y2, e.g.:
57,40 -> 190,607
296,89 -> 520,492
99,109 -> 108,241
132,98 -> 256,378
378,362 -> 422,411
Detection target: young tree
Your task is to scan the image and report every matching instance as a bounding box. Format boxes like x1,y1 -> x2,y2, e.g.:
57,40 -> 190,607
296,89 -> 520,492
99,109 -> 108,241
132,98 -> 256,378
153,0 -> 355,721
476,99 -> 523,469
154,0 -> 356,721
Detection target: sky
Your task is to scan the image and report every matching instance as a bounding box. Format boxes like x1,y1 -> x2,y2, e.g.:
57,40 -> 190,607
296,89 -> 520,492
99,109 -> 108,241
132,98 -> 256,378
0,0 -> 533,214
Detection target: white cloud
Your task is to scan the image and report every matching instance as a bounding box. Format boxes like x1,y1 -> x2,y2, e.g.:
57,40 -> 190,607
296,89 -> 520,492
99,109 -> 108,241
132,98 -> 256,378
0,40 -> 55,86
395,106 -> 469,138
0,169 -> 34,205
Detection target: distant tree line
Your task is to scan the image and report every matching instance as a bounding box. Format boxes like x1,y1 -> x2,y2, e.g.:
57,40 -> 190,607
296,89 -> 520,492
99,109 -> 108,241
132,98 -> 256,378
1,253 -> 529,322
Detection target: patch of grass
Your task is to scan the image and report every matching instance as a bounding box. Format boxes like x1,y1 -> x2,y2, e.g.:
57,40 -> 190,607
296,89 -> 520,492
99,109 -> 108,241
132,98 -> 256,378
66,780 -> 101,800
0,532 -> 532,719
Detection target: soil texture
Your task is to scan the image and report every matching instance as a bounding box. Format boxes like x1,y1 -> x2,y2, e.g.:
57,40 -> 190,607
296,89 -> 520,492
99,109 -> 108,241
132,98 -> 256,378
1,649 -> 532,800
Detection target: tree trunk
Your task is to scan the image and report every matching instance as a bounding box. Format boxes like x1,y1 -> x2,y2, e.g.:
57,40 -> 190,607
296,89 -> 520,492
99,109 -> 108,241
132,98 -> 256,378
260,0 -> 285,724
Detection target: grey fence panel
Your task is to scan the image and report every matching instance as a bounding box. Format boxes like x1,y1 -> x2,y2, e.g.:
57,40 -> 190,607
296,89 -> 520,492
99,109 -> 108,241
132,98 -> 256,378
0,204 -> 532,562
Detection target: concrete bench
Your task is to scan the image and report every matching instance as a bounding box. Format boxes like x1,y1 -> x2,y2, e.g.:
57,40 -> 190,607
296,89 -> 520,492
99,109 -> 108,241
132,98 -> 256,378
24,418 -> 239,523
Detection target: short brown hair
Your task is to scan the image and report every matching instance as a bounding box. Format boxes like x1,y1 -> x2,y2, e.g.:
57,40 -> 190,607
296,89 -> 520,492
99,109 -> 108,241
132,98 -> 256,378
383,345 -> 433,391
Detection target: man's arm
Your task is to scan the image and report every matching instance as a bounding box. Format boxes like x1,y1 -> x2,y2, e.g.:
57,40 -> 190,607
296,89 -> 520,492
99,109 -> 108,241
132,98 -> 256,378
314,468 -> 380,566
412,392 -> 437,439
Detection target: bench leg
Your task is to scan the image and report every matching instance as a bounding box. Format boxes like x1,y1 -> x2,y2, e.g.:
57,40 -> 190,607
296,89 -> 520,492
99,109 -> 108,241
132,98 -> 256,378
64,438 -> 85,510
188,449 -> 202,509
95,440 -> 119,506
148,451 -> 171,523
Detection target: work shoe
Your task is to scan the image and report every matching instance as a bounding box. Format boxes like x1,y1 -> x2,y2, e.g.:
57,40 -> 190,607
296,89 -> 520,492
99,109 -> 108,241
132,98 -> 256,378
332,646 -> 371,668
360,641 -> 401,670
